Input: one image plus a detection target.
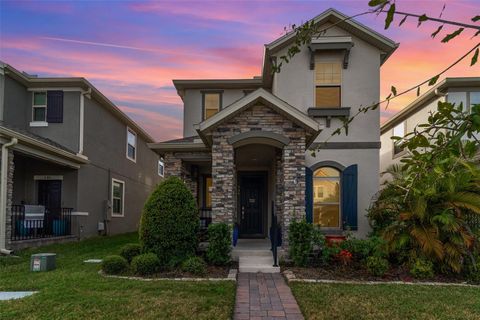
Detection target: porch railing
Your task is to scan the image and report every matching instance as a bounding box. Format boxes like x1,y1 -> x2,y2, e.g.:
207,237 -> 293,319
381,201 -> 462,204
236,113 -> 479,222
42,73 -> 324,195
10,205 -> 73,241
199,208 -> 212,231
270,201 -> 279,267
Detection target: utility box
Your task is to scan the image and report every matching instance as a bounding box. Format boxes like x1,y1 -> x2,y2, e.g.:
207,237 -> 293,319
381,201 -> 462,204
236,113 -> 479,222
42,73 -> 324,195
30,253 -> 56,272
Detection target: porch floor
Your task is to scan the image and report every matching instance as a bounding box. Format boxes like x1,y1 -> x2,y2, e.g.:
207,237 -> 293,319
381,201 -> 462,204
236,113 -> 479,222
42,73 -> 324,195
235,239 -> 270,251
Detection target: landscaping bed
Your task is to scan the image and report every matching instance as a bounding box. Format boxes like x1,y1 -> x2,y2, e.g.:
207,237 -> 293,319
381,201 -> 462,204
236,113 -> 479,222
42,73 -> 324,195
283,263 -> 473,284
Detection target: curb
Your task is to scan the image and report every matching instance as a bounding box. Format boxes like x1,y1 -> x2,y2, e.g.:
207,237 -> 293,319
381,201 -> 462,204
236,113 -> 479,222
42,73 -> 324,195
99,268 -> 238,282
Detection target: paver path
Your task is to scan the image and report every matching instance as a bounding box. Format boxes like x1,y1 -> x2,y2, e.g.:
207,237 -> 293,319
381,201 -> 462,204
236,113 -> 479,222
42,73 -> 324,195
234,273 -> 304,320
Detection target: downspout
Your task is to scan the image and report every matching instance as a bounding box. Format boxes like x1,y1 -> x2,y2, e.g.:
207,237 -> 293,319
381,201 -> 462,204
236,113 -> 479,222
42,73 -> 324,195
0,137 -> 18,254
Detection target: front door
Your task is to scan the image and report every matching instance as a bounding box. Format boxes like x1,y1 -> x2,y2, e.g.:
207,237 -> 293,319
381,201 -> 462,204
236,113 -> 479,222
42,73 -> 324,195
38,180 -> 62,215
238,172 -> 266,238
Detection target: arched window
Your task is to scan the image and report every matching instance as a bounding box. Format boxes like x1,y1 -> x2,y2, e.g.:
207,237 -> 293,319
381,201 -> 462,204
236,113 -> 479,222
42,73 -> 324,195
313,167 -> 341,228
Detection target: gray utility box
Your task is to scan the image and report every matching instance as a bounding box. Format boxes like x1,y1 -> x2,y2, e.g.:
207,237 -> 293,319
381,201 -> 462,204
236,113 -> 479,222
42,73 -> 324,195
30,253 -> 56,272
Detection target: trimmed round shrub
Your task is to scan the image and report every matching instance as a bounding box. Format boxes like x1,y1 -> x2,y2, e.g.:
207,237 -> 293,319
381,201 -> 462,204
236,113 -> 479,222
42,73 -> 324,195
466,260 -> 480,283
120,243 -> 142,263
366,256 -> 389,277
410,258 -> 434,279
206,223 -> 231,266
288,220 -> 314,267
102,255 -> 128,275
131,253 -> 160,276
181,256 -> 207,275
139,177 -> 198,266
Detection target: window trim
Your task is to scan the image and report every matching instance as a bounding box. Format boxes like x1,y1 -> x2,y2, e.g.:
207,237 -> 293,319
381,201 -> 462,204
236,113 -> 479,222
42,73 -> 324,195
392,121 -> 407,158
313,166 -> 342,230
126,127 -> 137,163
314,61 -> 342,108
111,178 -> 125,217
158,158 -> 165,177
32,91 -> 48,124
201,90 -> 223,121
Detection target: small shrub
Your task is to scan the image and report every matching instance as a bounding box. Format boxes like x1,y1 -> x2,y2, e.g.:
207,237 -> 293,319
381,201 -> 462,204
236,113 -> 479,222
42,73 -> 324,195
206,223 -> 231,266
321,244 -> 341,264
289,220 -> 314,267
340,236 -> 386,261
131,253 -> 160,276
465,259 -> 480,283
181,256 -> 207,275
366,256 -> 389,277
120,243 -> 142,263
102,255 -> 128,275
410,258 -> 434,279
139,177 -> 198,266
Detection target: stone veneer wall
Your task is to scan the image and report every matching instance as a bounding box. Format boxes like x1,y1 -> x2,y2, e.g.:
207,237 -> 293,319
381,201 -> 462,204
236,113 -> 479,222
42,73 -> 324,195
210,104 -> 307,248
2,149 -> 14,249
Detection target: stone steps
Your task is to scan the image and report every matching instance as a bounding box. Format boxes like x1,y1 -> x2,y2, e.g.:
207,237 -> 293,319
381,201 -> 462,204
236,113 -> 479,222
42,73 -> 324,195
239,255 -> 280,273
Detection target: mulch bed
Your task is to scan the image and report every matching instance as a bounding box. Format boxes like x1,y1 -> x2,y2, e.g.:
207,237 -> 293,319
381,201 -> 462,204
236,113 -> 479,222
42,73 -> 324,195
282,262 -> 472,284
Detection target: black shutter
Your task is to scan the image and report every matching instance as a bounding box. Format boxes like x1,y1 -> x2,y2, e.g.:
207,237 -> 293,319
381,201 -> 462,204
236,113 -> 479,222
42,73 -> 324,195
47,91 -> 64,123
341,164 -> 358,230
305,166 -> 313,223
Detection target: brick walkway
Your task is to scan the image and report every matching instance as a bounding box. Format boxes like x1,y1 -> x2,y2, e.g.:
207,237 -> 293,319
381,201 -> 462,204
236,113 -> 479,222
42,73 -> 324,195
234,273 -> 304,320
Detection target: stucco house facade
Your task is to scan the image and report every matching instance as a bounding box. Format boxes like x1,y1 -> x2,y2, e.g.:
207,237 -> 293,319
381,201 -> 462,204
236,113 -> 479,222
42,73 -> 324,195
380,77 -> 480,184
149,8 -> 398,249
0,62 -> 163,251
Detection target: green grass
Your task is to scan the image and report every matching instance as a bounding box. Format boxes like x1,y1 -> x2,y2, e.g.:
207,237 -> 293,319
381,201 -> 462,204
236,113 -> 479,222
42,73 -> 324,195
291,282 -> 480,320
0,233 -> 235,320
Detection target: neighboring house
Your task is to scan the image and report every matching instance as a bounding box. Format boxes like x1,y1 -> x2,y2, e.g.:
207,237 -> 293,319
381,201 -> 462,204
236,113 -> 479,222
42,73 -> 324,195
148,8 -> 398,250
0,62 -> 163,251
380,77 -> 480,183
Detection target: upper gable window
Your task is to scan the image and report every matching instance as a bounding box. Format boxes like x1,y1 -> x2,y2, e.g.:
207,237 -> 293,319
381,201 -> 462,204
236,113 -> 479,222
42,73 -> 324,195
315,60 -> 342,108
203,92 -> 221,120
393,121 -> 406,156
127,128 -> 137,162
31,91 -> 64,126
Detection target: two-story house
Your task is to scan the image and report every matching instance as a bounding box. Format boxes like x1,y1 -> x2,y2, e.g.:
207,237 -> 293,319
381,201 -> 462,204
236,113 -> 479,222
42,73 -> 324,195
380,77 -> 480,183
149,8 -> 398,252
0,62 -> 163,251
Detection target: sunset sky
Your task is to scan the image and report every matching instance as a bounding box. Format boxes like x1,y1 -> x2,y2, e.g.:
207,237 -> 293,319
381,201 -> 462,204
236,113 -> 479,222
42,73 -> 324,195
1,0 -> 478,141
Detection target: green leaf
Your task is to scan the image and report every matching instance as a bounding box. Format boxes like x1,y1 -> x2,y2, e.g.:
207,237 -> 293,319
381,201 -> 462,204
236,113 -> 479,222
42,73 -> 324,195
385,3 -> 395,29
431,25 -> 443,38
399,15 -> 407,26
418,14 -> 428,27
441,28 -> 464,43
368,0 -> 388,7
471,48 -> 479,66
472,15 -> 480,22
428,75 -> 440,86
391,86 -> 397,96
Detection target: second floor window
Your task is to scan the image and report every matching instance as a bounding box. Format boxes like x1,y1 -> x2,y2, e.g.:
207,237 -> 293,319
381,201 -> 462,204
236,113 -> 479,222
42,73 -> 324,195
127,128 -> 137,162
315,60 -> 342,108
33,92 -> 47,122
203,92 -> 221,120
393,121 -> 406,156
32,91 -> 64,124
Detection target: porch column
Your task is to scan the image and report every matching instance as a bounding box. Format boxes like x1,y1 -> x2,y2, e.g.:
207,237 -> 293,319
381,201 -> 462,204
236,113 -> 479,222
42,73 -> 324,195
211,134 -> 235,225
281,136 -> 306,249
163,153 -> 198,202
0,149 -> 14,249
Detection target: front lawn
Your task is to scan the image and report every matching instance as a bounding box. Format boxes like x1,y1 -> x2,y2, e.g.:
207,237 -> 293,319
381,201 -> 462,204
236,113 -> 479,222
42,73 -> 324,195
0,233 -> 235,320
291,282 -> 480,320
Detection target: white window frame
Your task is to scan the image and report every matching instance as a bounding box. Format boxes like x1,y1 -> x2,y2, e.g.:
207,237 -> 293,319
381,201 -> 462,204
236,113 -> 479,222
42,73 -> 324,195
111,178 -> 125,217
158,159 -> 165,177
126,127 -> 137,162
31,91 -> 48,127
392,121 -> 407,157
314,58 -> 342,109
313,167 -> 341,229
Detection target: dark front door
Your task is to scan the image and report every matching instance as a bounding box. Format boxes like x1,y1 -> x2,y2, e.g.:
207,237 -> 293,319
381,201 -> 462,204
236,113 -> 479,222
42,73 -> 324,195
239,172 -> 267,238
38,180 -> 62,215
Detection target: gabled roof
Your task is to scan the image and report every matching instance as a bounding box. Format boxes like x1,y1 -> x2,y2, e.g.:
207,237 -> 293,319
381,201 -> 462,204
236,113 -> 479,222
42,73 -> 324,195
195,88 -> 321,146
262,8 -> 398,86
1,62 -> 155,143
381,77 -> 480,134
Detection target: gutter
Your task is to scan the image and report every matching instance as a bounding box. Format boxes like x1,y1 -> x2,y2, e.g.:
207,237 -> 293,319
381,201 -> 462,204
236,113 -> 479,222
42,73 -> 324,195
0,137 -> 18,254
